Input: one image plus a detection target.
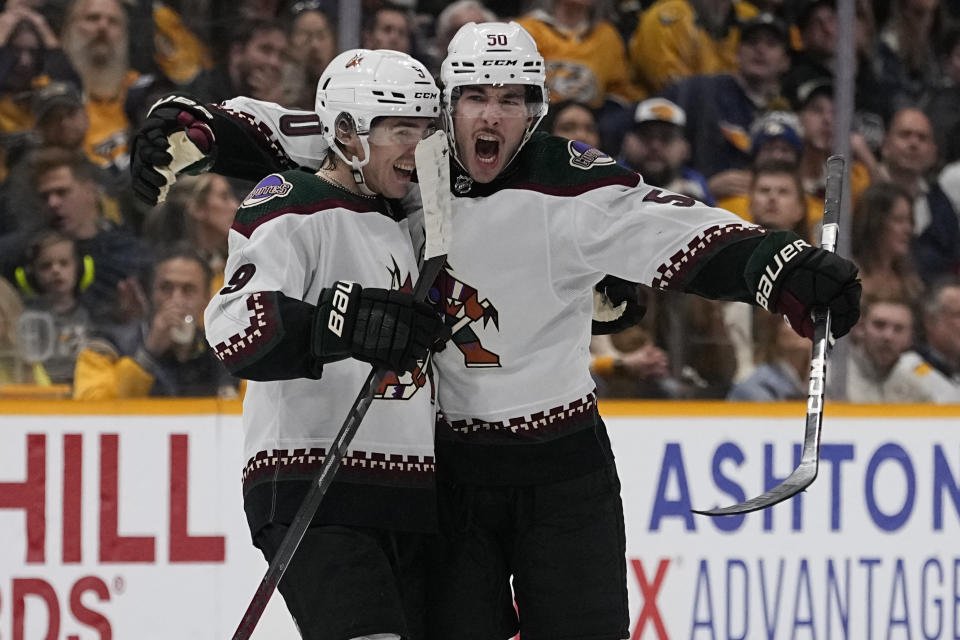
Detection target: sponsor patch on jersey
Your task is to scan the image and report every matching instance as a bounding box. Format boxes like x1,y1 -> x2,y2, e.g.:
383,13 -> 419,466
240,174 -> 293,208
567,140 -> 616,170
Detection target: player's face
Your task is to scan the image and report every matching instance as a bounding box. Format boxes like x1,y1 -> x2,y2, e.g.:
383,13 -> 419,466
362,117 -> 437,199
452,84 -> 533,184
34,240 -> 79,297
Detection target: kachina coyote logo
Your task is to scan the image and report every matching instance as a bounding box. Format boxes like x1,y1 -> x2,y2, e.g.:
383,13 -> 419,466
430,263 -> 500,368
345,53 -> 364,68
376,257 -> 431,399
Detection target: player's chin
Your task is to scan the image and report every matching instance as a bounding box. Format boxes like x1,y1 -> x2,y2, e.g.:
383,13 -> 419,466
465,153 -> 505,183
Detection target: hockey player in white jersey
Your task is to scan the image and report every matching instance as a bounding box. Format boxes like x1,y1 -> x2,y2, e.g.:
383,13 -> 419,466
134,24 -> 861,640
201,49 -> 446,640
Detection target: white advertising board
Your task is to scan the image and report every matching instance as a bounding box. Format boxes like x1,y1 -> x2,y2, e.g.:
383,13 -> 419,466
0,405 -> 957,639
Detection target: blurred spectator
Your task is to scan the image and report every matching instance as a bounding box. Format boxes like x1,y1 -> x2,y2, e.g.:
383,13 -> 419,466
722,160 -> 810,381
781,0 -> 890,148
590,324 -> 671,398
875,0 -> 943,108
878,107 -> 960,284
618,97 -> 713,204
922,26 -> 960,165
0,5 -> 79,136
1,82 -> 128,236
851,181 -> 925,304
362,3 -> 412,53
793,78 -> 875,217
839,294 -> 933,403
431,0 -> 496,72
728,311 -> 811,401
60,0 -> 146,169
6,147 -> 148,322
517,0 -> 642,110
14,229 -> 92,384
152,4 -> 213,85
0,275 -> 30,384
663,13 -> 791,198
142,174 -> 238,294
186,19 -> 288,104
629,0 -> 758,95
282,3 -> 336,109
73,245 -> 237,399
542,99 -> 600,147
913,278 -> 960,401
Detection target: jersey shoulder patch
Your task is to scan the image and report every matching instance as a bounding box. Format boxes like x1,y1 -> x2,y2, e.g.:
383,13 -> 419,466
232,169 -> 388,237
508,133 -> 639,196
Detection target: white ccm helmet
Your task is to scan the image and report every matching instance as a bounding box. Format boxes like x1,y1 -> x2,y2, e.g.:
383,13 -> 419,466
440,21 -> 549,167
315,49 -> 441,194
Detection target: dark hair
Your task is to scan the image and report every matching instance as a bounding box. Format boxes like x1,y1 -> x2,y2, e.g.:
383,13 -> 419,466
29,146 -> 97,187
362,3 -> 408,33
151,243 -> 213,290
27,229 -> 78,267
851,181 -> 913,271
229,18 -> 286,48
540,100 -> 595,136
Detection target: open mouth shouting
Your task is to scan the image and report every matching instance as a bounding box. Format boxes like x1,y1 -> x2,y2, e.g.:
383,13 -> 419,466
393,160 -> 415,181
475,132 -> 502,166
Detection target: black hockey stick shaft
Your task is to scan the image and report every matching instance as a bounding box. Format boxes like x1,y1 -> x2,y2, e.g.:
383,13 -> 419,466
231,130 -> 451,639
692,155 -> 845,516
231,255 -> 446,640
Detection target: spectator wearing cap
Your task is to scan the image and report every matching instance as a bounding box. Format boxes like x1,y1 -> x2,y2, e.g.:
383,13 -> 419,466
516,0 -> 643,110
662,12 -> 791,200
0,82 -> 129,237
878,107 -> 960,284
628,0 -> 758,95
716,110 -> 829,228
782,0 -> 890,150
619,97 -> 713,204
186,19 -> 287,105
793,78 -> 875,222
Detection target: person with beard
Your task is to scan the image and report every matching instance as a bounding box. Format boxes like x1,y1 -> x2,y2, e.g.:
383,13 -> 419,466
185,19 -> 287,105
60,0 -> 144,169
618,97 -> 713,204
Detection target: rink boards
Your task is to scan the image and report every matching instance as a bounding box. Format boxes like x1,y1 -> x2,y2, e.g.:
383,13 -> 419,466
0,400 -> 957,639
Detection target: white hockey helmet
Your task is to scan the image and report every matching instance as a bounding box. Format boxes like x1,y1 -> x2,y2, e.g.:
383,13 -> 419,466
440,22 -> 549,165
315,49 -> 441,193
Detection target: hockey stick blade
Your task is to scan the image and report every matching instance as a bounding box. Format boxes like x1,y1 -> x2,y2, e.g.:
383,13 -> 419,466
693,155 -> 844,517
230,130 -> 452,640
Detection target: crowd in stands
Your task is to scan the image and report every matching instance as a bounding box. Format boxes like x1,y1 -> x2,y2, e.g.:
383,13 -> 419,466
0,0 -> 958,403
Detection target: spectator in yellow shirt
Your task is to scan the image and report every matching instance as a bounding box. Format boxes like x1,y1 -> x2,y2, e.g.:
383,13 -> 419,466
629,0 -> 758,95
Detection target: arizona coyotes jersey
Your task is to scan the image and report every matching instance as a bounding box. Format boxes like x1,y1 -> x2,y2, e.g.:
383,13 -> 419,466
195,100 -> 771,487
203,169 -> 437,532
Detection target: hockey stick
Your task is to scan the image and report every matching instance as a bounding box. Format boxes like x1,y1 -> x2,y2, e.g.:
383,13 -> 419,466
692,155 -> 845,517
230,130 -> 452,640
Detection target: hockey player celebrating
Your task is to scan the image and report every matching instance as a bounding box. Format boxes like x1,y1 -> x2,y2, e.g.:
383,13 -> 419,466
133,23 -> 861,640
201,49 -> 446,640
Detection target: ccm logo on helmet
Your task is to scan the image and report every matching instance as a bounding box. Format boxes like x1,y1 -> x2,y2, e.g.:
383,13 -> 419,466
755,238 -> 811,309
482,59 -> 518,66
414,92 -> 438,99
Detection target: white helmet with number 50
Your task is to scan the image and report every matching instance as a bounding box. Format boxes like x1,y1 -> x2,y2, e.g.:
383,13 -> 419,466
440,22 -> 548,164
316,49 -> 441,193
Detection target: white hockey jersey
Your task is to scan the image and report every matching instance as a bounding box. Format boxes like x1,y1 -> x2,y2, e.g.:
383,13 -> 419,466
203,169 -> 438,531
198,99 -> 772,487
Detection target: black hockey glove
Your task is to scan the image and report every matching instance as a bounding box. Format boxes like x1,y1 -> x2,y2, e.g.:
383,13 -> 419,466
592,275 -> 648,335
312,281 -> 448,373
745,231 -> 861,340
131,94 -> 216,205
